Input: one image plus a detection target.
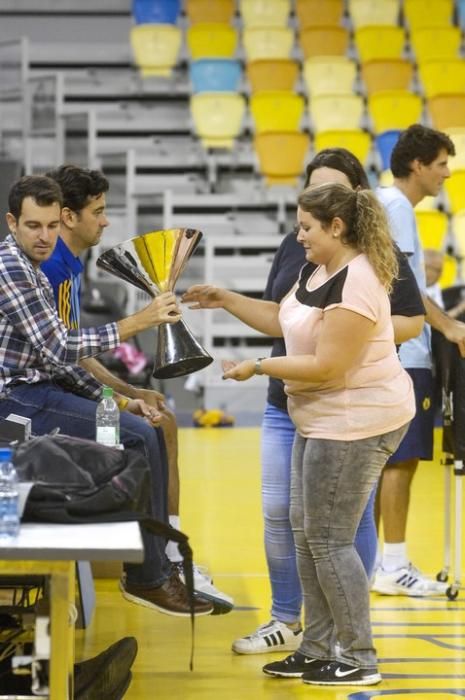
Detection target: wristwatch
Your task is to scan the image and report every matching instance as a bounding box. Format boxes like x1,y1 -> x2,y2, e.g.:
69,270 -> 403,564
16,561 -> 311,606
254,357 -> 266,375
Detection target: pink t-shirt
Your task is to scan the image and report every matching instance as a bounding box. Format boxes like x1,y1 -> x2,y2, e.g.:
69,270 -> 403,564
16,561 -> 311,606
279,255 -> 415,440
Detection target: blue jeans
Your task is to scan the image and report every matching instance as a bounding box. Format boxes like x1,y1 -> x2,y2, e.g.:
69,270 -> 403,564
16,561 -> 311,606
291,425 -> 409,667
0,381 -> 171,587
262,402 -> 378,624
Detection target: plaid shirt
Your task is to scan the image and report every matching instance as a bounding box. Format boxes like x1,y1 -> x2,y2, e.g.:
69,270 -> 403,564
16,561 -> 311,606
0,236 -> 120,400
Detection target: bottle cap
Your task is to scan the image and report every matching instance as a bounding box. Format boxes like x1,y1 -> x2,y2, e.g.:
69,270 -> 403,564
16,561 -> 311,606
102,386 -> 113,398
0,447 -> 13,460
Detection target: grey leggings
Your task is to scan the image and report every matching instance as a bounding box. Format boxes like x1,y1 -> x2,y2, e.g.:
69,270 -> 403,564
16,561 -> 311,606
290,424 -> 409,668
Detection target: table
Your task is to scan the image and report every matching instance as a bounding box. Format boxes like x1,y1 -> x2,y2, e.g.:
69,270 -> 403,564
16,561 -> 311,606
0,521 -> 144,699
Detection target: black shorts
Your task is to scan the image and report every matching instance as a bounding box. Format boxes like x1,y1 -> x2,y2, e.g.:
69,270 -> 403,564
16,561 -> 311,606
386,367 -> 434,464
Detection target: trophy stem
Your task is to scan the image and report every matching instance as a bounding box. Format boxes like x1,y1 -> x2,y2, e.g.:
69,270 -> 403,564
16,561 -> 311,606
154,320 -> 213,379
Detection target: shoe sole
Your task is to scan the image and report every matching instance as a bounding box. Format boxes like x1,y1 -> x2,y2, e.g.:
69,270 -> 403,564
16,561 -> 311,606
119,583 -> 213,617
232,641 -> 301,655
372,584 -> 446,597
194,591 -> 234,615
263,668 -> 305,678
303,672 -> 382,686
75,639 -> 137,699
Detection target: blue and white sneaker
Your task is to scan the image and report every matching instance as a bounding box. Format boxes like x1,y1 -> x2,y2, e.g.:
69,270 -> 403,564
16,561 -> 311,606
372,563 -> 447,597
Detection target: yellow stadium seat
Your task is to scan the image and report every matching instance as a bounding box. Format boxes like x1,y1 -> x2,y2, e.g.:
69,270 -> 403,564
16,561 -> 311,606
419,60 -> 465,99
349,0 -> 400,29
361,59 -> 413,95
355,26 -> 405,63
446,129 -> 465,171
240,0 -> 290,28
314,129 -> 372,164
429,94 -> 465,131
404,0 -> 454,29
415,210 -> 449,250
243,27 -> 294,61
444,170 -> 465,215
185,0 -> 235,24
452,209 -> 465,256
254,131 -> 310,185
379,169 -> 394,186
303,57 -> 356,96
250,90 -> 305,134
410,27 -> 461,62
187,23 -> 237,60
296,0 -> 344,27
368,90 -> 423,133
439,254 -> 458,289
310,94 -> 364,133
415,196 -> 439,212
130,24 -> 181,77
300,26 -> 349,59
247,59 -> 298,92
190,92 -> 246,148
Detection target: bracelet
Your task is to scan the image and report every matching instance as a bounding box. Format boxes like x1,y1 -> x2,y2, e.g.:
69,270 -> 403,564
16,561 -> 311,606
254,357 -> 266,375
117,397 -> 130,411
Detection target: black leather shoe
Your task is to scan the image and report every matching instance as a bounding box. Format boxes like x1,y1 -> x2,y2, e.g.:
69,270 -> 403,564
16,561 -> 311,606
74,636 -> 137,699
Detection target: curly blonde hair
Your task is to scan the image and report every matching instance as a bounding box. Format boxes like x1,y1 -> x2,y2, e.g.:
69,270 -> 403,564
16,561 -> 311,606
298,183 -> 398,292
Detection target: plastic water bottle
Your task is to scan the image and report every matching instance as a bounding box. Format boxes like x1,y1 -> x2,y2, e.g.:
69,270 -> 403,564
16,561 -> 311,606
95,386 -> 120,447
0,447 -> 20,542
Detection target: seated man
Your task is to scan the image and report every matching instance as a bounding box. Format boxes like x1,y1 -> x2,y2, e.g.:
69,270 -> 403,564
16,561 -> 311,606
42,164 -> 233,614
0,174 -> 212,617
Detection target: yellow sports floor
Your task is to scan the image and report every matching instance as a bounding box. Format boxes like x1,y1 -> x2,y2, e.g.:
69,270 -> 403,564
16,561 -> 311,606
76,427 -> 465,699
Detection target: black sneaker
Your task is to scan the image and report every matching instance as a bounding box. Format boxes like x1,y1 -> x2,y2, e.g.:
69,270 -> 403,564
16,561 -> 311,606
302,660 -> 381,686
263,651 -> 327,678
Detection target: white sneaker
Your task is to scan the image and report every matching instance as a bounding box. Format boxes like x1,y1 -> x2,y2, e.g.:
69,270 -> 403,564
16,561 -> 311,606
232,619 -> 303,655
175,562 -> 234,615
372,563 -> 448,597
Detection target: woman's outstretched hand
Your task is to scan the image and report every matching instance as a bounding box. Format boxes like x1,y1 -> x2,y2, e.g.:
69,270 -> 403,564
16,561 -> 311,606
181,285 -> 226,309
222,359 -> 255,382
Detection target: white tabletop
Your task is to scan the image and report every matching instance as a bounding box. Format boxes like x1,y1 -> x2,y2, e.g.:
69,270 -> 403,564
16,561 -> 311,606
0,522 -> 144,562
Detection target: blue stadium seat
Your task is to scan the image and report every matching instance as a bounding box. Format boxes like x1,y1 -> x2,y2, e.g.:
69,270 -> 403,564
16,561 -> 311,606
376,129 -> 401,170
132,0 -> 181,24
190,59 -> 242,93
458,0 -> 465,27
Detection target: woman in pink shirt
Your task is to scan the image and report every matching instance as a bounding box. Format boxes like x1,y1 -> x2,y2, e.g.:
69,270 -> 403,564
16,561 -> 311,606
217,183 -> 414,685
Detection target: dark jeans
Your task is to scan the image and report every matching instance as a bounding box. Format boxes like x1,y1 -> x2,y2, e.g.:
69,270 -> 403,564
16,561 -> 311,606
0,381 -> 171,587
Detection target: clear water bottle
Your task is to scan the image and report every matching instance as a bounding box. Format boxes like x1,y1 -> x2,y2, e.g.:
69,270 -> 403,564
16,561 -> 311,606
0,447 -> 20,542
95,386 -> 120,447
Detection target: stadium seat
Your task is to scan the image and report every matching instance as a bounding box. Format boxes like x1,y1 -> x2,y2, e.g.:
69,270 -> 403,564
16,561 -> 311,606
354,26 -> 405,62
458,0 -> 465,28
439,254 -> 459,288
190,59 -> 242,92
187,23 -> 237,59
375,130 -> 401,171
132,0 -> 181,24
410,27 -> 461,62
378,169 -> 394,186
368,90 -> 422,133
185,0 -> 235,24
310,94 -> 364,132
247,59 -> 299,92
300,27 -> 349,59
240,0 -> 290,28
314,129 -> 371,164
419,60 -> 465,99
429,95 -> 465,131
295,0 -> 344,27
250,90 -> 305,134
444,170 -> 465,215
415,210 -> 449,250
414,196 -> 438,212
190,92 -> 246,148
348,0 -> 399,29
130,24 -> 181,76
361,59 -> 413,95
303,57 -> 356,96
254,131 -> 310,185
403,0 -> 454,29
446,129 -> 465,171
243,27 -> 294,61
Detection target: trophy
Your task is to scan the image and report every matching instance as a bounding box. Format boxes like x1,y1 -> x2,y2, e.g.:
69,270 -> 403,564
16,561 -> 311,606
96,228 -> 213,379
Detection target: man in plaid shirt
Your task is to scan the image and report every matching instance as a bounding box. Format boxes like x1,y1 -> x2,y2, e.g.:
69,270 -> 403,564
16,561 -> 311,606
0,174 -> 213,617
